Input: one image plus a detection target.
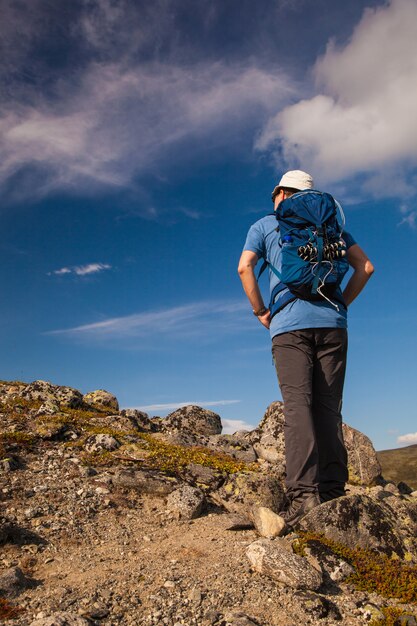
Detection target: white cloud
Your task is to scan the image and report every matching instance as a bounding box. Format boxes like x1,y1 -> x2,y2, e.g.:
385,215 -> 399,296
397,432 -> 417,445
1,59 -> 292,199
49,263 -> 111,276
257,0 -> 417,191
135,400 -> 241,412
46,299 -> 251,339
222,418 -> 256,434
398,210 -> 417,229
73,263 -> 112,276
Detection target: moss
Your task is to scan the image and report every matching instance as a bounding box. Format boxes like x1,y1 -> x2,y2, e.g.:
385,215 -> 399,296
125,434 -> 258,475
296,532 -> 417,603
0,396 -> 43,420
0,597 -> 24,619
369,606 -> 417,625
79,433 -> 258,475
80,450 -> 118,467
347,464 -> 363,486
0,431 -> 35,460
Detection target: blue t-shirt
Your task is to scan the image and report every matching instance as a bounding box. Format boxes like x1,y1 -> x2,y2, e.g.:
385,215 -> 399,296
243,215 -> 356,339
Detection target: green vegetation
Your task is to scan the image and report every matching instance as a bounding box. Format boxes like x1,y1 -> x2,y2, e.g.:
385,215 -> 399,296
0,431 -> 35,460
80,433 -> 258,475
129,433 -> 258,474
370,606 -> 417,626
377,445 -> 417,490
295,532 -> 417,604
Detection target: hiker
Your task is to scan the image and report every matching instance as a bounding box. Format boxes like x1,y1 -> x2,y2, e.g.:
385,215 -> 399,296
238,170 -> 374,529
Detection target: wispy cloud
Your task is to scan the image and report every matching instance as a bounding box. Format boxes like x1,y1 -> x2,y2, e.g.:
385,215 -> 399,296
46,299 -> 251,340
397,432 -> 417,445
48,263 -> 111,277
136,400 -> 241,412
0,0 -> 295,203
398,204 -> 417,229
257,0 -> 417,196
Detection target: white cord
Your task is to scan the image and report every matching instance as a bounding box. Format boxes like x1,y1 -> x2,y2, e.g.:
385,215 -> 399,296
311,262 -> 340,311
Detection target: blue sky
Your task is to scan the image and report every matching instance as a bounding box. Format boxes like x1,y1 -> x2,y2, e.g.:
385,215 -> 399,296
1,0 -> 416,451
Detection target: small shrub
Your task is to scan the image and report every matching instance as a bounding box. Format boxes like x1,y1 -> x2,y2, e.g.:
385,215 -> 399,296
127,434 -> 258,475
297,532 -> 417,603
370,606 -> 417,626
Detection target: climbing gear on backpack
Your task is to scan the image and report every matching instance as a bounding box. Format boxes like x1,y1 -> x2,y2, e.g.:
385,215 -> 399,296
259,190 -> 349,319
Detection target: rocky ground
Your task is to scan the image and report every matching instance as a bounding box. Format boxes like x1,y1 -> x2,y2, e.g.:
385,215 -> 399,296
1,380 -> 416,626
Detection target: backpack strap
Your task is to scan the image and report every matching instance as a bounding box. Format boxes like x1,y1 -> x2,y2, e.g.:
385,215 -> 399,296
269,282 -> 297,319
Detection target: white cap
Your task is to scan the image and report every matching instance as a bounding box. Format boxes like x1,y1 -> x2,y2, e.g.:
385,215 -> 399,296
271,170 -> 314,199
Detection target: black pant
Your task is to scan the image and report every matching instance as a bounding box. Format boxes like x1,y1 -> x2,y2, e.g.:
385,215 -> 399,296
272,328 -> 348,499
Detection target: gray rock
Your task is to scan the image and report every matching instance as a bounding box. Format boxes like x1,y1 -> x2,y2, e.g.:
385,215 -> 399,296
248,401 -> 286,468
299,494 -> 408,557
85,434 -> 120,452
294,591 -> 342,620
184,463 -> 224,490
102,415 -> 138,433
246,538 -> 323,590
83,389 -> 119,411
21,380 -> 83,408
36,400 -> 60,415
112,469 -> 178,495
248,403 -> 382,489
296,537 -> 355,583
207,434 -> 257,463
31,613 -> 90,626
166,485 -> 206,519
152,429 -> 204,447
120,408 -> 155,431
160,405 -> 222,436
210,471 -> 285,518
0,566 -> 34,597
342,423 -> 382,486
251,506 -> 286,538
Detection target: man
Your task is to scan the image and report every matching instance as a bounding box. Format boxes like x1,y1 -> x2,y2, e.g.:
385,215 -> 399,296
238,170 -> 374,529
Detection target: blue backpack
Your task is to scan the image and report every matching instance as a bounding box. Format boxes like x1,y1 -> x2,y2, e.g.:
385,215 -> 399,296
260,190 -> 349,319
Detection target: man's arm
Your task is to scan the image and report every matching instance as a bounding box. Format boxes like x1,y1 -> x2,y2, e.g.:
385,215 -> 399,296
238,250 -> 271,329
343,244 -> 375,307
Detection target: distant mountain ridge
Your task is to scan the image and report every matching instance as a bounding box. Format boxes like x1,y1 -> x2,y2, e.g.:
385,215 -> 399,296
377,444 -> 417,490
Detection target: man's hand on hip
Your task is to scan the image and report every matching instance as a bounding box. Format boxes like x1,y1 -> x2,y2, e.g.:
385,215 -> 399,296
257,309 -> 271,329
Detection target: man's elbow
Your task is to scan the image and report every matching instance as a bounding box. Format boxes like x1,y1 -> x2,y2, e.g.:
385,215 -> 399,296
365,260 -> 375,276
238,261 -> 252,276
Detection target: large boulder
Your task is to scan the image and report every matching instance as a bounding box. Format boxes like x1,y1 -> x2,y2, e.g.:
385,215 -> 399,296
248,403 -> 382,488
246,538 -> 323,590
342,423 -> 382,486
299,495 -> 410,558
248,402 -> 286,467
120,408 -> 155,432
158,405 -> 222,437
207,434 -> 257,463
21,380 -> 83,408
210,471 -> 285,519
166,485 -> 206,520
83,389 -> 119,411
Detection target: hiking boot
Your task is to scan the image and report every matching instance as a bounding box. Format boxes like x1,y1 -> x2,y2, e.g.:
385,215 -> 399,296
279,492 -> 320,529
319,488 -> 346,503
